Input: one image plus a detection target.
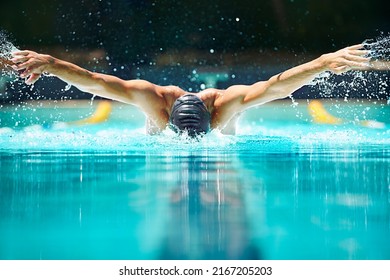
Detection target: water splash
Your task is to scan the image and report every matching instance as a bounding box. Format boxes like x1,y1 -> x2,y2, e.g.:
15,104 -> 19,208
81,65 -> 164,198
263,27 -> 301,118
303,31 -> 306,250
0,31 -> 22,104
0,30 -> 19,77
1,119 -> 389,154
307,34 -> 390,126
309,35 -> 390,101
364,34 -> 390,61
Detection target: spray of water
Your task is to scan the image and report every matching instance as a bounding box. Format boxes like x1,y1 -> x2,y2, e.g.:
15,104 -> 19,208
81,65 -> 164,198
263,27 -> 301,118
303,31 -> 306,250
0,31 -> 19,76
364,34 -> 390,61
306,34 -> 390,123
0,30 -> 75,123
309,34 -> 390,100
0,31 -> 21,105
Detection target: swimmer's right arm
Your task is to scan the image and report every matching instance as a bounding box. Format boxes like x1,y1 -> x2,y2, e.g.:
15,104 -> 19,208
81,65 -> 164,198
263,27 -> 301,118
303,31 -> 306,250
11,50 -> 159,105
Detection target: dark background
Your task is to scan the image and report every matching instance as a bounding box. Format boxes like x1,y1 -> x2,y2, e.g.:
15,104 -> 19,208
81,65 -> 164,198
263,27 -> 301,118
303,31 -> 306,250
0,0 -> 389,100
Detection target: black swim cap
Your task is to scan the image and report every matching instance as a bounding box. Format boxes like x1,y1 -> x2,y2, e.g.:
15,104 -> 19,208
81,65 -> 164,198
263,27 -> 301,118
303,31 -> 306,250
169,94 -> 211,137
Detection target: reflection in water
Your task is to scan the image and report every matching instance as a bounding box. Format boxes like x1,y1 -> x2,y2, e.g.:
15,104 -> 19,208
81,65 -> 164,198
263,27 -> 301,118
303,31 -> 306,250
0,146 -> 389,260
0,152 -> 170,259
242,149 -> 390,259
159,154 -> 260,259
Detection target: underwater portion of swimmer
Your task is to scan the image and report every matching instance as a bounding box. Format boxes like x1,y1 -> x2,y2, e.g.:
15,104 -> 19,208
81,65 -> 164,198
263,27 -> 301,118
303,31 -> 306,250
3,41 -> 389,137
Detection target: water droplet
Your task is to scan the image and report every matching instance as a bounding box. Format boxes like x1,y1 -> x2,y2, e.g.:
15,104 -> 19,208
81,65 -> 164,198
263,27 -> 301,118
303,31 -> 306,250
63,84 -> 71,91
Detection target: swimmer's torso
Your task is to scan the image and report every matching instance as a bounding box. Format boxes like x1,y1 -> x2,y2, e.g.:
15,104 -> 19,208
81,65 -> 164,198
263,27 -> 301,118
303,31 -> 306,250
145,86 -> 237,135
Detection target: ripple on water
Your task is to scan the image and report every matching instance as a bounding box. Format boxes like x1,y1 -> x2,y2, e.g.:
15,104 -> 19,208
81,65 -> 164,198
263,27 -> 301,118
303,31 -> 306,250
0,122 -> 389,155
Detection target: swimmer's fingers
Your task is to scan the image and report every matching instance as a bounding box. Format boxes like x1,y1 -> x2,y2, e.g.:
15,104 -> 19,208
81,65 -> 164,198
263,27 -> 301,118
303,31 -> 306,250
347,44 -> 364,50
331,59 -> 370,74
11,52 -> 28,58
324,44 -> 372,74
11,51 -> 49,83
13,63 -> 44,84
345,54 -> 370,63
344,55 -> 370,70
18,66 -> 43,80
12,59 -> 42,72
25,73 -> 41,85
10,55 -> 29,65
19,68 -> 33,78
349,49 -> 370,57
340,45 -> 370,61
332,65 -> 350,75
12,51 -> 40,62
12,50 -> 32,56
11,50 -> 43,66
336,44 -> 369,60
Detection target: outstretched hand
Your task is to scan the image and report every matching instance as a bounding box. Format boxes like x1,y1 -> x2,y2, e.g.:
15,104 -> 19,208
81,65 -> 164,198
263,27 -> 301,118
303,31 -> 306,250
11,50 -> 53,84
319,44 -> 370,74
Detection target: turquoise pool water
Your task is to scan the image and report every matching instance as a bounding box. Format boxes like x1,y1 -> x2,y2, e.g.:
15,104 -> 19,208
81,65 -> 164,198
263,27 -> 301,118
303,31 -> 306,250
0,100 -> 389,260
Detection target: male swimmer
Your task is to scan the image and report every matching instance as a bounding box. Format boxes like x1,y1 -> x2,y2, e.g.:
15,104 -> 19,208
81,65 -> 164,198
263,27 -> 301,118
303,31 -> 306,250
8,44 -> 380,136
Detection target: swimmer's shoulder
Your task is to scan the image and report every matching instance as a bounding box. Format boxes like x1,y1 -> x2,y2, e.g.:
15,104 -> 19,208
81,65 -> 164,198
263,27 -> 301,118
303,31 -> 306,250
198,88 -> 221,108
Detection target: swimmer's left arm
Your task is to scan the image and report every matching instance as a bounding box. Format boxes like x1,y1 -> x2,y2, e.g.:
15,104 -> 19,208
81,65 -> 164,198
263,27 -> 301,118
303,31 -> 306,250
224,44 -> 370,110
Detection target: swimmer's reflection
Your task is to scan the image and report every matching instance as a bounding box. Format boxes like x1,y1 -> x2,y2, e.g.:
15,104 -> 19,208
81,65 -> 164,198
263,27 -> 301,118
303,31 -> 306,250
160,155 -> 261,260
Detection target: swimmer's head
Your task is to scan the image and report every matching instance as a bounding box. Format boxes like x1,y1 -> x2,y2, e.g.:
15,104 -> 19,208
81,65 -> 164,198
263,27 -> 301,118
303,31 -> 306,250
169,94 -> 211,137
